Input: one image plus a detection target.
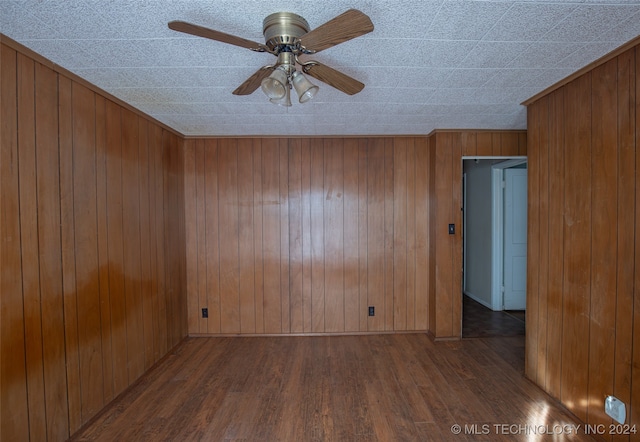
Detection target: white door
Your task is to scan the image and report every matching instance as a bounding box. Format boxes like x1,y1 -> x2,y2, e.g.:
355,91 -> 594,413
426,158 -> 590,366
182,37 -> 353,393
503,168 -> 527,310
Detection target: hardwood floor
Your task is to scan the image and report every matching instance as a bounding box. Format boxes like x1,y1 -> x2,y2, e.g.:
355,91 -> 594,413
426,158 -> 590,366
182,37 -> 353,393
462,295 -> 526,338
71,334 -> 594,441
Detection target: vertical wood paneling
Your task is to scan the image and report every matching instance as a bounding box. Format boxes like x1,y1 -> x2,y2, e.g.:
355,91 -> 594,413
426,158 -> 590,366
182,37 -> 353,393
121,108 -> 145,382
253,140 -> 265,333
393,138 -> 408,331
59,74 -> 83,433
310,138 -> 325,332
279,139 -> 290,333
358,140 -> 369,332
35,61 -> 69,440
219,140 -> 241,333
238,139 -> 256,333
406,139 -> 416,330
367,139 -> 385,331
537,94 -> 550,389
1,44 -> 30,442
343,139 -> 360,332
561,74 -> 592,422
18,53 -> 47,441
138,119 -> 154,371
518,133 -> 528,156
414,138 -> 429,331
526,98 -> 541,380
264,139 -> 283,333
525,43 -> 640,437
182,133 -> 521,339
613,50 -> 635,436
182,132 -> 519,338
428,138 -> 437,333
205,139 -> 221,334
546,89 -> 565,399
324,139 -> 344,332
501,132 -> 520,157
95,95 -> 114,405
195,140 -> 207,333
434,133 -> 454,337
476,132 -> 493,156
152,124 -> 168,357
632,46 -> 640,439
289,139 -> 304,333
184,140 -> 198,333
1,41 -> 188,440
491,133 -> 502,155
588,58 -> 618,427
461,132 -> 477,156
383,139 -> 395,331
165,132 -> 187,346
105,99 -> 127,396
148,124 -> 161,360
71,82 -> 105,421
450,134 -> 463,336
301,139 -> 312,332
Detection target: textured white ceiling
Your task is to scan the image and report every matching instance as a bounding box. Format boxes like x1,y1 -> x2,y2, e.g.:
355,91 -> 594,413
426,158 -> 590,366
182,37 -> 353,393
2,0 -> 640,137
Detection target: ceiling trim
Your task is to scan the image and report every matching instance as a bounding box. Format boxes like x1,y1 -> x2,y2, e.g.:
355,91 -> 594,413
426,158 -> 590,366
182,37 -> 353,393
182,129 -> 526,140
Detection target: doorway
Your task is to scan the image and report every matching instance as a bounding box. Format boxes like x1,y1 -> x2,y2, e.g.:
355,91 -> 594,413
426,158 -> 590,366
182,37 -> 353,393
461,157 -> 527,338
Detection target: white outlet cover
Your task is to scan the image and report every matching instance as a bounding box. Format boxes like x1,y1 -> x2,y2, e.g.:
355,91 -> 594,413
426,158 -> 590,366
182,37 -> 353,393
605,395 -> 626,424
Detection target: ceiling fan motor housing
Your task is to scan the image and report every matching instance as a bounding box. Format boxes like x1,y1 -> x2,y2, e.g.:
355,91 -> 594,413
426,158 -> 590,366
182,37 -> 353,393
263,12 -> 310,52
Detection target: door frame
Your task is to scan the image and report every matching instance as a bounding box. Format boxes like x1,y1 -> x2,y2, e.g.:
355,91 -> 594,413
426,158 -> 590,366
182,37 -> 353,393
490,157 -> 527,311
461,156 -> 527,314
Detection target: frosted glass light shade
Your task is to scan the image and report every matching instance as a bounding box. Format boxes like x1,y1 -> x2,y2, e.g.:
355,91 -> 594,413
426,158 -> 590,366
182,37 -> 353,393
261,67 -> 288,99
270,83 -> 292,107
291,71 -> 318,103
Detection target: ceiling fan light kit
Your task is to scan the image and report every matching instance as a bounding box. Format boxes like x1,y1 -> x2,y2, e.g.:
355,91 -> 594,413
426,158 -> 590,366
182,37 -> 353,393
168,9 -> 374,106
291,71 -> 319,103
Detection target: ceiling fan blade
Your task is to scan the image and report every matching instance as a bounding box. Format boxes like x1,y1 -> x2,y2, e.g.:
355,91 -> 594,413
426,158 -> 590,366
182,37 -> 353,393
168,20 -> 267,51
302,62 -> 364,95
299,9 -> 374,53
232,66 -> 275,95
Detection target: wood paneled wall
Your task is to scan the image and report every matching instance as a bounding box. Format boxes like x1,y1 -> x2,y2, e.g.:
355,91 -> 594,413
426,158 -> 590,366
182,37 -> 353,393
184,132 -> 525,338
429,131 -> 527,338
184,138 -> 431,334
0,41 -> 187,441
526,45 -> 639,433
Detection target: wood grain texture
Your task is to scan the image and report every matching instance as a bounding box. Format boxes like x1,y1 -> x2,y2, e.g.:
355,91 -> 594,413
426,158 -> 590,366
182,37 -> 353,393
71,81 -> 105,421
545,88 -> 565,400
613,52 -> 635,438
183,135 -> 494,336
70,335 -> 595,442
1,41 -> 188,440
18,52 -> 47,441
35,60 -> 70,441
434,133 -> 454,337
525,97 -> 541,382
1,44 -> 30,442
588,58 -> 618,428
525,43 -> 640,437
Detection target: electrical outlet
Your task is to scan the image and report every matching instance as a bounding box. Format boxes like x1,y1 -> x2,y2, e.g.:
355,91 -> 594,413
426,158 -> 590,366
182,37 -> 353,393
605,396 -> 626,424
201,308 -> 208,318
368,306 -> 375,317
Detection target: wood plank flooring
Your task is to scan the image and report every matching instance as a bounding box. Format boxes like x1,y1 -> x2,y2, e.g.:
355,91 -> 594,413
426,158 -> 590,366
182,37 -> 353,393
462,296 -> 525,338
71,334 -> 595,441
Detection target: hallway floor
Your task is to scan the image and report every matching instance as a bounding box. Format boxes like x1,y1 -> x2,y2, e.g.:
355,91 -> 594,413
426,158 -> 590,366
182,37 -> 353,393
462,295 -> 525,338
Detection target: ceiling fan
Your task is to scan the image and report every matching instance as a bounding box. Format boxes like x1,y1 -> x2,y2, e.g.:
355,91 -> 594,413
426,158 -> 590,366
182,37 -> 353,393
168,9 -> 374,105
